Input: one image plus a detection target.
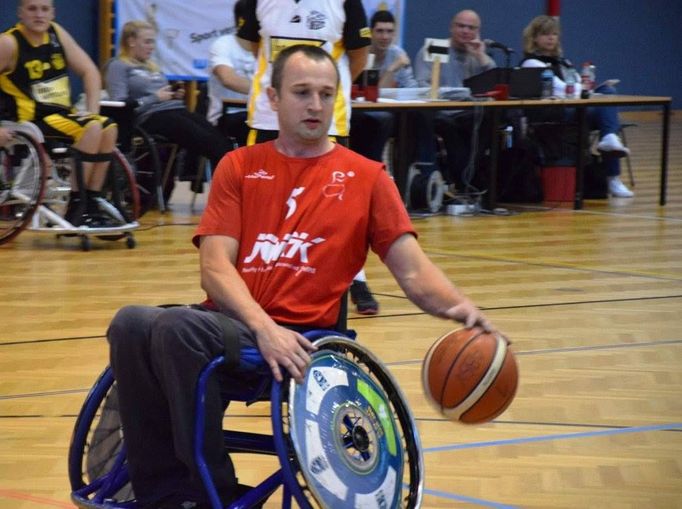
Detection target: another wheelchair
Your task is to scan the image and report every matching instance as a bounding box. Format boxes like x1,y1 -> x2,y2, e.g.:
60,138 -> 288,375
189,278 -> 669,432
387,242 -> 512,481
0,122 -> 139,251
69,330 -> 424,508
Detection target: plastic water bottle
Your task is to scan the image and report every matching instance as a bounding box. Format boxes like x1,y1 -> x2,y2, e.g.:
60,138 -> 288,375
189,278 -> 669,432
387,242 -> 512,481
541,69 -> 553,98
565,72 -> 576,98
580,62 -> 595,98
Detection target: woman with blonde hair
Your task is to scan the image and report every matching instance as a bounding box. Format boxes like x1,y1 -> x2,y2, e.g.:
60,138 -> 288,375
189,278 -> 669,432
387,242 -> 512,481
520,15 -> 634,198
106,20 -> 233,192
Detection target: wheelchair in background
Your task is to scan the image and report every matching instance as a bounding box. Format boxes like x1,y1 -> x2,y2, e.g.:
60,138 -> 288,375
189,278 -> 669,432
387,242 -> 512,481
101,100 -> 237,216
0,122 -> 139,251
69,330 -> 424,508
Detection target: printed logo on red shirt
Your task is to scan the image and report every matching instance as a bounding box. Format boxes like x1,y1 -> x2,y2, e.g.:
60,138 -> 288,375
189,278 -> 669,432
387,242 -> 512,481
285,187 -> 305,219
243,232 -> 326,274
245,169 -> 275,180
323,170 -> 355,200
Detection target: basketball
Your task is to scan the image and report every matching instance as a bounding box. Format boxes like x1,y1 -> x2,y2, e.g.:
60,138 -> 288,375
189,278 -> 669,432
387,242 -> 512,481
421,327 -> 518,424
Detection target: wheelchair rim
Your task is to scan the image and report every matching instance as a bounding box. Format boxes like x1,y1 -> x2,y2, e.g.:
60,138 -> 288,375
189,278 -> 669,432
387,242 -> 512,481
68,366 -> 135,506
272,337 -> 424,509
0,131 -> 47,245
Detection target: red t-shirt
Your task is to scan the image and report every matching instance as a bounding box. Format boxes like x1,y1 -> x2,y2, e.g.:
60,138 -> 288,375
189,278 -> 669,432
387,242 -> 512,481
194,142 -> 415,327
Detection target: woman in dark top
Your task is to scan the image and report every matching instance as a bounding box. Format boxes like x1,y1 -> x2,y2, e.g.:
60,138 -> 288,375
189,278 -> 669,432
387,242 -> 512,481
520,15 -> 633,198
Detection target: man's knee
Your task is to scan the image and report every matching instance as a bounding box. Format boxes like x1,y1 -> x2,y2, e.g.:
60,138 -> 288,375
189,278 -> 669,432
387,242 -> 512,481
108,305 -> 158,368
108,306 -> 146,342
149,307 -> 224,361
102,123 -> 118,143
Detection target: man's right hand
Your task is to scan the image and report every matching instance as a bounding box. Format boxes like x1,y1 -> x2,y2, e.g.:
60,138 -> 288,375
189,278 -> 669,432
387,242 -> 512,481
256,325 -> 318,384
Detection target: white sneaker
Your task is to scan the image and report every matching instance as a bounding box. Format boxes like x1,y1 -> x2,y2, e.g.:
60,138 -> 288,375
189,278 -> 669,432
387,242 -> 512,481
608,177 -> 634,198
597,133 -> 630,158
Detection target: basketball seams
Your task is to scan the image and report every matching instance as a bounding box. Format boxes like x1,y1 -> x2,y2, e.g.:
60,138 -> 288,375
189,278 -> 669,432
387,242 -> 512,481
421,329 -> 456,411
463,353 -> 518,422
421,328 -> 481,411
437,329 -> 486,412
443,334 -> 508,421
422,328 -> 518,425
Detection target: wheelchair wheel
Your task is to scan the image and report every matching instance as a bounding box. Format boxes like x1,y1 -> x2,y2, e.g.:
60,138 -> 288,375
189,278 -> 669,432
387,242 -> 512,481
128,127 -> 175,215
272,336 -> 424,509
100,148 -> 141,223
0,131 -> 47,245
68,366 -> 135,507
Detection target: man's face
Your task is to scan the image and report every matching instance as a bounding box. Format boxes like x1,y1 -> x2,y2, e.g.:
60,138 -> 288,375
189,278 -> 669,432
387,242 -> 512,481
450,12 -> 481,48
371,21 -> 396,52
18,0 -> 54,34
268,52 -> 338,143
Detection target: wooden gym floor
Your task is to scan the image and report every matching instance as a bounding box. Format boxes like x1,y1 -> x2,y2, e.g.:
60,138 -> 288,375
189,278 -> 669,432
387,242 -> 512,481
1,117 -> 680,508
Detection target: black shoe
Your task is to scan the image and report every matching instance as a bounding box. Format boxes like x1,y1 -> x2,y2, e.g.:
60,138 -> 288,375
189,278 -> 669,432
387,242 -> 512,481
87,192 -> 126,225
350,280 -> 379,315
81,212 -> 121,228
64,196 -> 86,227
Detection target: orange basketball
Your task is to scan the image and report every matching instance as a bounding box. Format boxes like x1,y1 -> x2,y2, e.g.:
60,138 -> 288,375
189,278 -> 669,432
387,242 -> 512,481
421,327 -> 518,424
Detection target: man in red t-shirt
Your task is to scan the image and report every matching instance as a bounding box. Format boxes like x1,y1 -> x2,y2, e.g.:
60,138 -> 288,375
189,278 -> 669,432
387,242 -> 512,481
107,45 -> 493,509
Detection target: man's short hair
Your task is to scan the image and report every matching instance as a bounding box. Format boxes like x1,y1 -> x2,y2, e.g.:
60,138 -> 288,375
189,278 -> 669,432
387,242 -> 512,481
370,10 -> 395,28
233,0 -> 246,28
270,44 -> 339,92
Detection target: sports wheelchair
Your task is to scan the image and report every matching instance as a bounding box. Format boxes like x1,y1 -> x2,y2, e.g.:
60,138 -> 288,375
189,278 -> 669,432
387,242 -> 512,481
100,100 -> 237,216
0,122 -> 139,251
69,330 -> 424,508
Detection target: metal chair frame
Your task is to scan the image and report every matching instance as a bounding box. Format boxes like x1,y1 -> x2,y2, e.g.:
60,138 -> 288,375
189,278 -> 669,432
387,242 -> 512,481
68,330 -> 424,509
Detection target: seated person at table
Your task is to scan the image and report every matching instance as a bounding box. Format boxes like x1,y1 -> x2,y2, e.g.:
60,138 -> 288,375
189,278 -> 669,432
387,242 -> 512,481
107,44 -> 493,509
414,9 -> 496,192
0,0 -> 121,227
105,20 -> 234,190
350,9 -> 417,162
206,0 -> 254,147
520,15 -> 633,198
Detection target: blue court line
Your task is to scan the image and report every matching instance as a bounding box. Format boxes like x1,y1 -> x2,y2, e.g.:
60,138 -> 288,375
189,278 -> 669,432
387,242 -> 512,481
424,422 -> 682,453
421,486 -> 519,508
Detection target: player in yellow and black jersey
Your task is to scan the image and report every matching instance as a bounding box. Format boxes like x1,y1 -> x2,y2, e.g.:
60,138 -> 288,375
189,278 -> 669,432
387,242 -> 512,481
0,0 -> 121,227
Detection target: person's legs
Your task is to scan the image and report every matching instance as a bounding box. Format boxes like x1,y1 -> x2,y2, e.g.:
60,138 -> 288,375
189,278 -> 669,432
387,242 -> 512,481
589,85 -> 621,138
434,111 -> 489,191
410,111 -> 437,164
85,122 -> 119,190
217,111 -> 249,147
350,269 -> 379,315
108,305 -> 242,507
588,85 -> 633,196
349,111 -> 394,162
140,109 -> 234,169
38,113 -> 121,226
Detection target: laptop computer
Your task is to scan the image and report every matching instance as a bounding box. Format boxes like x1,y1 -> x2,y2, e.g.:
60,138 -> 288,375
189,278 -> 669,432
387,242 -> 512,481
463,68 -> 505,95
463,67 -> 544,99
508,67 -> 543,99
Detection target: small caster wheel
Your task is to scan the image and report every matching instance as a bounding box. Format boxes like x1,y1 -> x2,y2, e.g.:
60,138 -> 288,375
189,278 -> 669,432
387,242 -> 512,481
80,235 -> 91,251
126,234 -> 136,249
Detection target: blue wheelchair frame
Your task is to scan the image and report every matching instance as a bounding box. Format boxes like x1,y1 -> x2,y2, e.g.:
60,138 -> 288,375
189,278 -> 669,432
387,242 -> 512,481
69,330 -> 424,508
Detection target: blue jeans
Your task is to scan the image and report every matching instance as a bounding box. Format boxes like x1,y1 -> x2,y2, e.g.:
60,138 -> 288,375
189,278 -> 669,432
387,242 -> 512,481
567,85 -> 622,177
